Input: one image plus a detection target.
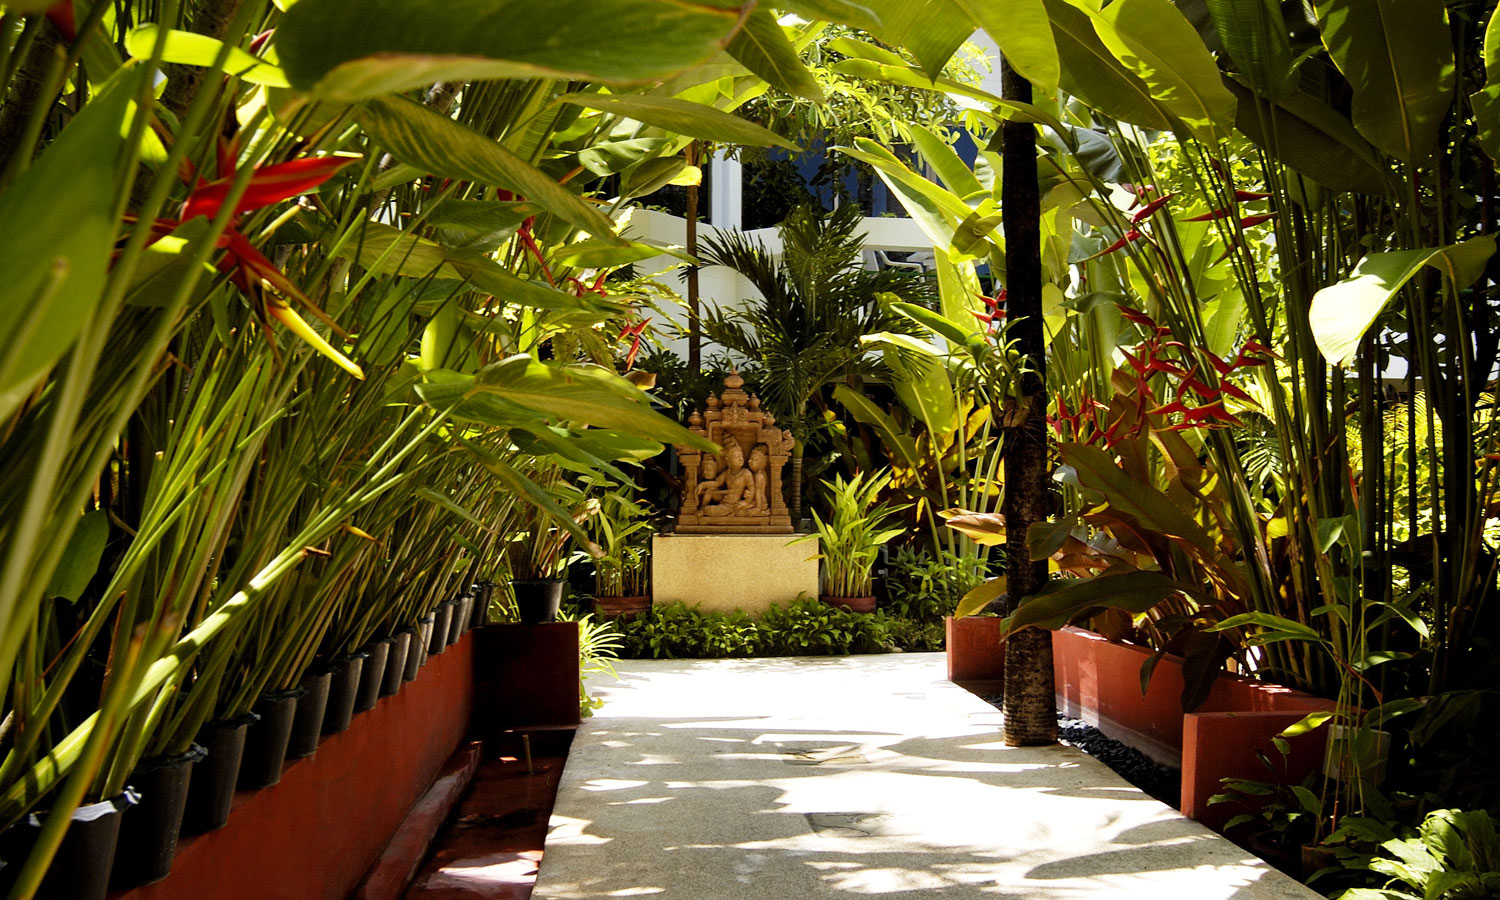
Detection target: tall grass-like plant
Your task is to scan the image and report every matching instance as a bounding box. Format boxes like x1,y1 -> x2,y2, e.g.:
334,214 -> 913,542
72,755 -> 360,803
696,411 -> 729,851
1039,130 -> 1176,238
794,470 -> 907,598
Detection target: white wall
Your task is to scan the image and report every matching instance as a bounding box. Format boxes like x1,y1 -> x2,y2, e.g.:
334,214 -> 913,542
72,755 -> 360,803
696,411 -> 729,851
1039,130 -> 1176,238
620,210 -> 934,361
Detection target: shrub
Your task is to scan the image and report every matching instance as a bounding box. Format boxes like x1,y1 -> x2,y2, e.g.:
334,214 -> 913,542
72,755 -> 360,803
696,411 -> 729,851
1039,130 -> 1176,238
611,598 -> 897,659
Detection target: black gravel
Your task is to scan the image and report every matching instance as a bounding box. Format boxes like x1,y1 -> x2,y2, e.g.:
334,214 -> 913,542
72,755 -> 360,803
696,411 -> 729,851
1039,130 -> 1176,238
982,696 -> 1182,808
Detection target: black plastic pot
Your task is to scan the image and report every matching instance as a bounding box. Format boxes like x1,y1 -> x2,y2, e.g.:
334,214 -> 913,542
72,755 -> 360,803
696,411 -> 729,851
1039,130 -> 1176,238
1,791 -> 138,900
460,593 -> 476,633
513,579 -> 564,625
287,668 -> 332,760
428,602 -> 453,654
182,714 -> 255,835
238,688 -> 304,790
110,744 -> 206,889
405,620 -> 429,681
446,596 -> 468,644
473,582 -> 495,627
354,639 -> 392,712
381,631 -> 412,697
321,653 -> 365,735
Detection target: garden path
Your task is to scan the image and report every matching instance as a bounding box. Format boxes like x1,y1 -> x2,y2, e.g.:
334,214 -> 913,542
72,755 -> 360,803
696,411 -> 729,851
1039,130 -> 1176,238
531,653 -> 1321,899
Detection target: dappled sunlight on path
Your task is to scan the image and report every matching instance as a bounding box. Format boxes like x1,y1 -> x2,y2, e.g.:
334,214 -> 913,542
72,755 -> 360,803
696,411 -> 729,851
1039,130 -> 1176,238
534,654 -> 1320,899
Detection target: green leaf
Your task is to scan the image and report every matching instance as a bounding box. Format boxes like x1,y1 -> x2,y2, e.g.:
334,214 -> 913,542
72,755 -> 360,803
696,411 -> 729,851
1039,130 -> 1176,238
1000,569 -> 1198,633
956,576 -> 1008,618
1211,611 -> 1326,642
888,301 -> 972,347
555,93 -> 796,149
1309,237 -> 1496,366
1061,443 -> 1216,552
0,66 -> 139,422
1291,786 -> 1323,815
277,0 -> 739,99
827,58 -> 1005,107
460,440 -> 594,550
356,95 -> 620,240
908,124 -> 984,199
1312,0 -> 1455,162
861,0 -> 974,80
1279,710 -> 1334,736
725,9 -> 825,102
125,25 -> 289,86
1224,78 -> 1390,195
336,222 -> 623,313
44,510 -> 109,603
953,0 -> 1059,92
472,356 -> 715,449
416,487 -> 494,532
1085,0 -> 1238,142
1043,0 -> 1173,132
577,138 -> 672,177
1204,0 -> 1296,100
831,383 -> 920,469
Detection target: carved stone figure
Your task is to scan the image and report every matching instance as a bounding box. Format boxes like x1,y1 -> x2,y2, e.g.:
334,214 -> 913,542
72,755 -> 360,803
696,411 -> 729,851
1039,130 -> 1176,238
675,372 -> 794,534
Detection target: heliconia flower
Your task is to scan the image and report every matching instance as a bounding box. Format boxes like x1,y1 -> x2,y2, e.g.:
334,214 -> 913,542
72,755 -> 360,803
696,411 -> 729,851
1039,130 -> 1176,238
45,1 -> 75,40
619,318 -> 652,369
138,150 -> 364,378
181,155 -> 358,221
1129,192 -> 1178,224
1239,213 -> 1275,228
1095,229 -> 1144,256
1234,190 -> 1271,201
1117,305 -> 1161,331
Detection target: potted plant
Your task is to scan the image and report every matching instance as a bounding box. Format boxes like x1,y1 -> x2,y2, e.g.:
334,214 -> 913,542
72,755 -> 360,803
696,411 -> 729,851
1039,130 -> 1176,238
793,471 -> 907,613
509,471 -> 598,625
585,485 -> 653,621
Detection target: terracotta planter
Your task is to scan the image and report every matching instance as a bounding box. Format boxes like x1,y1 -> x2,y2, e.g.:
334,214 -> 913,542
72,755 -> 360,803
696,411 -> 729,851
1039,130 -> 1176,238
819,594 -> 876,614
512,579 -> 563,625
595,595 -> 650,620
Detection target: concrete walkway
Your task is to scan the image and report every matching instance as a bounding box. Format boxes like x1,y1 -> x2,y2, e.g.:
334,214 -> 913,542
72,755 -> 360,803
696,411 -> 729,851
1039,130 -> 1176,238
534,654 -> 1322,899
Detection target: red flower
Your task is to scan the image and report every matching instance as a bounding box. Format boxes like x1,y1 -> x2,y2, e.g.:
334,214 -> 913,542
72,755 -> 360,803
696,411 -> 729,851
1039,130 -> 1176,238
142,148 -> 362,377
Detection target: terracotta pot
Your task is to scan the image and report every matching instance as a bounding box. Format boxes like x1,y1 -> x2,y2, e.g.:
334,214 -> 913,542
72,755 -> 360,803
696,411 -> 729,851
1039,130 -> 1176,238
595,595 -> 651,620
820,594 -> 876,614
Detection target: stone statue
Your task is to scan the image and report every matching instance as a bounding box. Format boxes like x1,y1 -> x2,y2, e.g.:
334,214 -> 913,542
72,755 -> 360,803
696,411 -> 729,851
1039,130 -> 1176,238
675,373 -> 794,534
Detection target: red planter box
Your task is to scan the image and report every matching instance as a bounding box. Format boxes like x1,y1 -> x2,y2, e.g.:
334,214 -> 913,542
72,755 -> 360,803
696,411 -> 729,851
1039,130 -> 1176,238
945,616 -> 1005,693
947,621 -> 1334,831
112,633 -> 475,900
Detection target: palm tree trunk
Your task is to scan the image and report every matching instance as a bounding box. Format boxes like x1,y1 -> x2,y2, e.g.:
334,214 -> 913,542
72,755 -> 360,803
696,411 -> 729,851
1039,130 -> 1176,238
790,440 -> 804,525
998,58 -> 1056,748
685,141 -> 701,371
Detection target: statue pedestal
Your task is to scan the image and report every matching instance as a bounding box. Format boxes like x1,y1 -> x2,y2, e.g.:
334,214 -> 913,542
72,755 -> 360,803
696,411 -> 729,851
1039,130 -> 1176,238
651,534 -> 819,615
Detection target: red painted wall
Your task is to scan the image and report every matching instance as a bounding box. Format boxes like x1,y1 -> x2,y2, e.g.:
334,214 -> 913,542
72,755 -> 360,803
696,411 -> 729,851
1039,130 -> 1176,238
112,634 -> 474,900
